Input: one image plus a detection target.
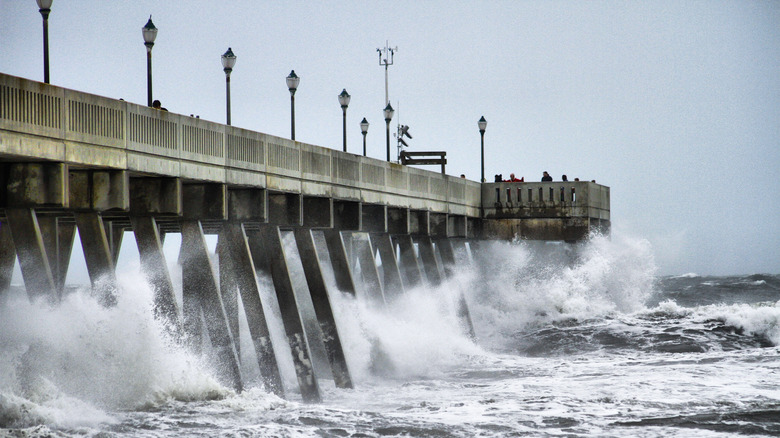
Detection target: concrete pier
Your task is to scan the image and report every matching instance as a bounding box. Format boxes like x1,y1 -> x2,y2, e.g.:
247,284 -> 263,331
0,72 -> 611,403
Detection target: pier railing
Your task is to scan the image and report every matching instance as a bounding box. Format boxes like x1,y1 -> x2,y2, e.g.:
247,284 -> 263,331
481,181 -> 610,221
0,73 -> 481,218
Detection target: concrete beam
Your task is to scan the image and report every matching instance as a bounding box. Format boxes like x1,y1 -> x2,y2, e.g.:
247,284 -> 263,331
361,204 -> 387,233
466,218 -> 481,239
267,192 -> 302,227
302,197 -> 333,229
293,228 -> 353,389
430,213 -> 448,238
387,207 -> 410,235
5,163 -> 68,208
129,177 -> 182,216
409,210 -> 429,236
228,188 -> 266,223
448,215 -> 467,238
180,220 -> 243,391
182,184 -> 228,221
69,170 -> 129,211
333,201 -> 361,231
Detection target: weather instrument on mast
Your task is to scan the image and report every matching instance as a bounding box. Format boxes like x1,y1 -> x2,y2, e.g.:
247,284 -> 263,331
377,41 -> 397,106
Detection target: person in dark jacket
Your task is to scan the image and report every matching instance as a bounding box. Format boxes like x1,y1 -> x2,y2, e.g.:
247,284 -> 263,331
541,171 -> 552,182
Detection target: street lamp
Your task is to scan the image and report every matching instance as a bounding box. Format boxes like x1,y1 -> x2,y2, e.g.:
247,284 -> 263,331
286,70 -> 300,140
221,47 -> 236,125
478,116 -> 487,182
338,89 -> 351,152
142,16 -> 158,107
36,0 -> 52,84
384,103 -> 394,162
360,118 -> 369,157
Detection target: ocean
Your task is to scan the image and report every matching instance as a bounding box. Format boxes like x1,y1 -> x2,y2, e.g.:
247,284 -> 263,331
0,234 -> 778,437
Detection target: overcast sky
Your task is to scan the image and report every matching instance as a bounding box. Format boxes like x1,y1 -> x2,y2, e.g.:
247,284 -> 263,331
1,1 -> 778,276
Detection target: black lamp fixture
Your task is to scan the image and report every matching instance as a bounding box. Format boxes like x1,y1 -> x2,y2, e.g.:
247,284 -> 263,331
142,16 -> 158,106
478,116 -> 487,182
221,47 -> 237,125
286,70 -> 300,140
338,89 -> 351,152
384,103 -> 394,161
360,117 -> 369,157
36,0 -> 53,84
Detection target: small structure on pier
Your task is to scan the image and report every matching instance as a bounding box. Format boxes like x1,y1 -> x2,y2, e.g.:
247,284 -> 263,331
481,181 -> 610,242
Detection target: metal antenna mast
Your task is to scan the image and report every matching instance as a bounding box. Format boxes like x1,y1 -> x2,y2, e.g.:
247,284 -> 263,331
377,41 -> 397,105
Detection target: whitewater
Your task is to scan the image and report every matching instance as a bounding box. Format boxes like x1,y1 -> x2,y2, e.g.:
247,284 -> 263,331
0,233 -> 778,437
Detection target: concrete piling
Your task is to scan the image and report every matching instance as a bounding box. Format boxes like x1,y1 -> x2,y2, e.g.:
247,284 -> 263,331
5,208 -> 57,300
393,234 -> 424,290
180,220 -> 243,391
131,216 -> 182,335
256,225 -> 321,403
351,232 -> 385,305
220,223 -> 285,397
75,212 -> 118,306
323,229 -> 358,296
293,227 -> 353,389
370,233 -> 404,300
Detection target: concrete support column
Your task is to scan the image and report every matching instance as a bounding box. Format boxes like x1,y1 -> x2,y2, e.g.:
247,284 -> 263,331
216,232 -> 240,359
180,220 -> 243,392
434,237 -> 456,278
451,239 -> 470,265
434,238 -> 475,339
256,225 -> 321,403
322,229 -> 358,296
352,232 -> 385,305
370,233 -> 404,300
75,212 -> 118,307
219,223 -> 284,397
105,221 -> 125,266
5,208 -> 56,300
131,216 -> 181,336
35,216 -> 75,295
293,227 -> 353,389
0,220 -> 16,296
415,235 -> 442,286
393,234 -> 423,289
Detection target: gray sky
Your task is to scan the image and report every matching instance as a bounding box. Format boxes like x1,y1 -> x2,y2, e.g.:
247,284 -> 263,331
1,1 -> 778,276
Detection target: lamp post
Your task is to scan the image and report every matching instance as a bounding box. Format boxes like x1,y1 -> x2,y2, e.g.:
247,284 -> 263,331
142,16 -> 158,107
221,47 -> 236,125
384,103 -> 394,162
286,70 -> 300,140
36,0 -> 52,84
478,116 -> 487,182
360,118 -> 369,157
338,89 -> 351,152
